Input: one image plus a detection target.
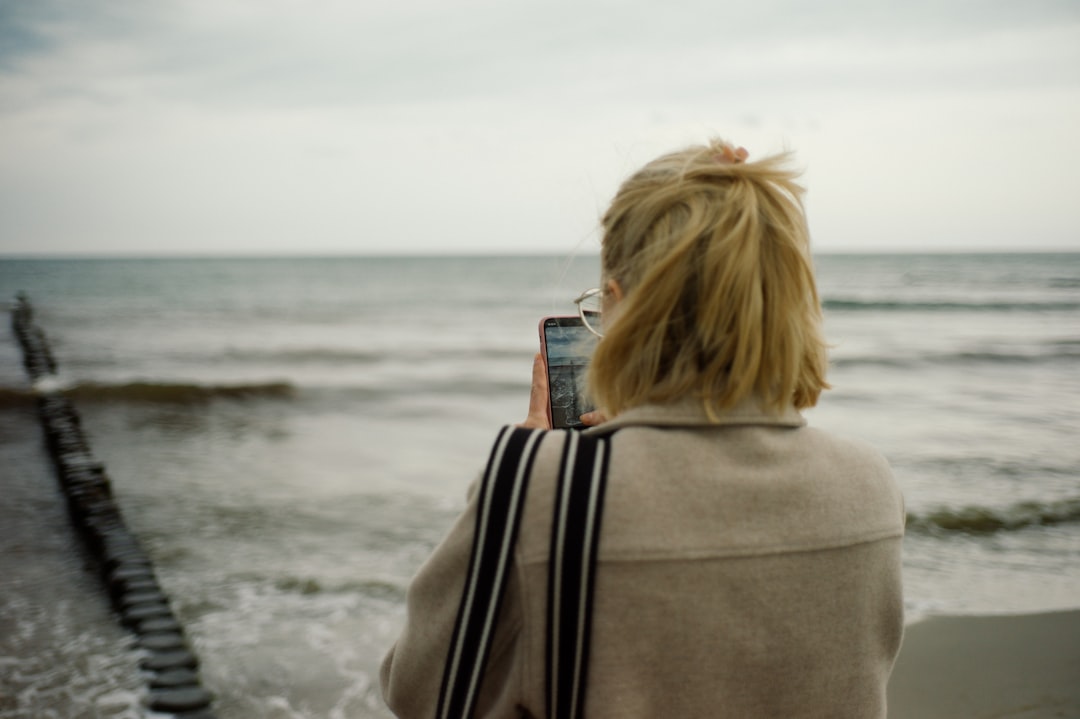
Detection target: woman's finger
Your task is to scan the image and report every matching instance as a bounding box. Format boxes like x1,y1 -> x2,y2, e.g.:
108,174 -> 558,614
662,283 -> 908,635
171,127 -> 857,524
520,353 -> 552,429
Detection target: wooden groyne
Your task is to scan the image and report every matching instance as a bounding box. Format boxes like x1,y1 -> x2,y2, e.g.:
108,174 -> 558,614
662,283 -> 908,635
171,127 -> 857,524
10,294 -> 216,718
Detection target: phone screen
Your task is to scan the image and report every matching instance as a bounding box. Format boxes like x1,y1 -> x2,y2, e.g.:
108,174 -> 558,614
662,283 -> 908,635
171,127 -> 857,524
540,316 -> 599,429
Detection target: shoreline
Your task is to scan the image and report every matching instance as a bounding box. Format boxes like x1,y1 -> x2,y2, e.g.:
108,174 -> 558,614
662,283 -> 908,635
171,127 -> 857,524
888,609 -> 1080,718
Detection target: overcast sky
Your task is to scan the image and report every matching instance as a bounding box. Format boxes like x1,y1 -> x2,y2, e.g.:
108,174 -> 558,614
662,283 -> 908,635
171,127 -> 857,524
1,0 -> 1078,256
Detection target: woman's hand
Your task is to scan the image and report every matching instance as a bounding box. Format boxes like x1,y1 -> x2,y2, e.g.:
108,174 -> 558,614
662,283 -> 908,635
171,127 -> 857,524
520,353 -> 608,429
579,410 -> 607,426
519,353 -> 552,430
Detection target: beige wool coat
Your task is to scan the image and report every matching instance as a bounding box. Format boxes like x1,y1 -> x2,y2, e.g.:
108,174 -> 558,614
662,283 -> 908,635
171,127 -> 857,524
381,399 -> 905,718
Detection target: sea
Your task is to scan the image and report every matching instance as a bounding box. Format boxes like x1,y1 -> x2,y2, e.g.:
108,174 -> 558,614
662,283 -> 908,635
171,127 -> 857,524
1,253 -> 1078,718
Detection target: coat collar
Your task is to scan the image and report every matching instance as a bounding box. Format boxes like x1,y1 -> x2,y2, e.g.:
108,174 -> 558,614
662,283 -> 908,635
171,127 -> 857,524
583,396 -> 806,436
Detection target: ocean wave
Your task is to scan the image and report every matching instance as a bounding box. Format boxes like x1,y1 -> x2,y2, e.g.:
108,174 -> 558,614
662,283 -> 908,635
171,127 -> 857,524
823,298 -> 1080,313
224,347 -> 385,364
308,377 -> 529,404
273,576 -> 404,601
832,346 -> 1080,369
61,380 -> 296,403
0,386 -> 36,407
906,497 -> 1080,535
1048,277 -> 1080,289
5,375 -> 526,407
221,345 -> 531,365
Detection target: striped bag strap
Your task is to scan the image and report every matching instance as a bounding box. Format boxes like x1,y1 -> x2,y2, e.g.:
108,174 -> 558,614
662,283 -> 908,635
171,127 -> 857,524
436,425 -> 544,719
545,430 -> 612,719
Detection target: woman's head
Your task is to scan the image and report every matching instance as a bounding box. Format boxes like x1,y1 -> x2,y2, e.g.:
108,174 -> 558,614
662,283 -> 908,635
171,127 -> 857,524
587,138 -> 829,419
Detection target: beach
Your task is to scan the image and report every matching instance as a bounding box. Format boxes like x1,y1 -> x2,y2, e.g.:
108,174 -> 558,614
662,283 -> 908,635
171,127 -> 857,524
5,478 -> 1080,719
2,253 -> 1078,717
3,429 -> 1078,718
888,610 -> 1080,718
5,443 -> 1079,719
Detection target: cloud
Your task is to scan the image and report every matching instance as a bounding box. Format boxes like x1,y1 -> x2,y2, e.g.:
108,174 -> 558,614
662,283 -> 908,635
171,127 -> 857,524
6,0 -> 1076,108
1,0 -> 1078,254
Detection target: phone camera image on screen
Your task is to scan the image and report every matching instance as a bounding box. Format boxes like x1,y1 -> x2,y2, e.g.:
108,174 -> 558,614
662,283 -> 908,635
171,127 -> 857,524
542,317 -> 598,429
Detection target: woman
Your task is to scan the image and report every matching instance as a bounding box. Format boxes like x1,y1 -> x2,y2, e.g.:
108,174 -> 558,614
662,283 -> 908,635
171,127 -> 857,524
381,139 -> 905,717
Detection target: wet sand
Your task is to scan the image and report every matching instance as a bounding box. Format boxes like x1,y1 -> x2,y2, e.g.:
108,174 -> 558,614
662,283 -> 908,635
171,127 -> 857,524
888,610 -> 1080,718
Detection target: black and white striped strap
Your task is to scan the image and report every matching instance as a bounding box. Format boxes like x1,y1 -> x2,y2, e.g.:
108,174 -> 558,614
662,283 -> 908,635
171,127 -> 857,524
436,425 -> 544,719
546,431 -> 611,719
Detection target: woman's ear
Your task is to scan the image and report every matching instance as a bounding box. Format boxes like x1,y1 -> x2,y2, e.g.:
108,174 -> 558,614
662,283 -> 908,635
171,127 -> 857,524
606,278 -> 624,303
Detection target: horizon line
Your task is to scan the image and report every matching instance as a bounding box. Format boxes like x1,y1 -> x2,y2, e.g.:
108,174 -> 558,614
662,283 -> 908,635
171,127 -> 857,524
2,248 -> 1078,261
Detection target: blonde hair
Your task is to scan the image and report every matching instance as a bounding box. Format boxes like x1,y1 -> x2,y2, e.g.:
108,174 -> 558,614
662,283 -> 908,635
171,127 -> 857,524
588,139 -> 829,419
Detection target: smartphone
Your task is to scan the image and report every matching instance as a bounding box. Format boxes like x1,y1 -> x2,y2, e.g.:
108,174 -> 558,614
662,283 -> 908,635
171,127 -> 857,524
539,316 -> 599,429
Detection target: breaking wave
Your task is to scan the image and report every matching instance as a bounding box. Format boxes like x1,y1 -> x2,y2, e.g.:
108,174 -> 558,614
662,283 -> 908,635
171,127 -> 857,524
831,344 -> 1080,369
906,497 -> 1080,535
272,576 -> 404,601
221,345 -> 531,365
60,380 -> 295,403
0,386 -> 36,407
823,298 -> 1080,313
